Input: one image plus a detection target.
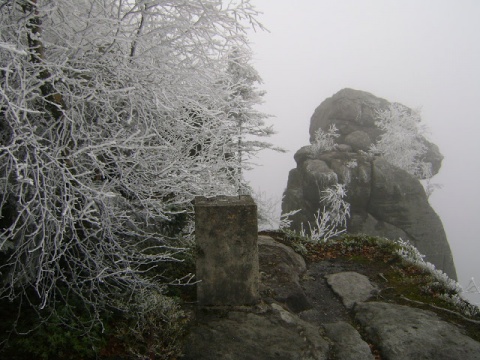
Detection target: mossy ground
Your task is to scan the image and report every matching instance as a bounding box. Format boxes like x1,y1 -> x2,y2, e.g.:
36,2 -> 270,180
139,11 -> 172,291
260,230 -> 480,342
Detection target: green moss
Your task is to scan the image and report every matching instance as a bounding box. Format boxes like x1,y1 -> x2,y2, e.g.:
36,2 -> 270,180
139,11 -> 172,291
0,283 -> 190,360
271,230 -> 480,341
0,297 -> 106,360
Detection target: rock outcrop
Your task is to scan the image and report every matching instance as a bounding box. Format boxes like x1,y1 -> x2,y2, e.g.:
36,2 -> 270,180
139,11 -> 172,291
308,88 -> 443,174
282,88 -> 457,279
183,235 -> 480,360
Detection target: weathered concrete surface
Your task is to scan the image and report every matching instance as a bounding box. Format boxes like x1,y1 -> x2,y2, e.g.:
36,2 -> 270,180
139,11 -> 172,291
323,321 -> 374,360
195,195 -> 259,306
325,271 -> 378,309
354,301 -> 480,360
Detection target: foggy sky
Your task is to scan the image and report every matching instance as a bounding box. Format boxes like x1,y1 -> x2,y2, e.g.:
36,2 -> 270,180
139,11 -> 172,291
244,0 -> 480,301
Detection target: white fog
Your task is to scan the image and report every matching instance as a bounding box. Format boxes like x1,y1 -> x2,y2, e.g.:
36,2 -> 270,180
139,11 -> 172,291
245,0 -> 480,303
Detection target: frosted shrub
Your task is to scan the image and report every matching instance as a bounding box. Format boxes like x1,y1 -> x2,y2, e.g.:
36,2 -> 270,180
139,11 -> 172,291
369,103 -> 427,176
113,289 -> 188,359
392,238 -> 480,316
346,159 -> 358,169
300,184 -> 350,243
394,238 -> 472,306
0,0 -> 270,332
312,125 -> 340,155
279,209 -> 301,231
300,209 -> 345,243
320,183 -> 350,228
369,103 -> 443,196
438,293 -> 479,317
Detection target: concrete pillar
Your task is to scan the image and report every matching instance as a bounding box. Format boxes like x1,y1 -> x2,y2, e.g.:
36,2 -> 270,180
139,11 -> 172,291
194,195 -> 259,306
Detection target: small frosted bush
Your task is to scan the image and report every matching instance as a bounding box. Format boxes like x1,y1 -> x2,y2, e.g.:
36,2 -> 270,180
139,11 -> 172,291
312,125 -> 340,155
392,238 -> 480,316
395,238 -> 461,292
369,103 -> 428,176
112,289 -> 188,359
300,184 -> 350,243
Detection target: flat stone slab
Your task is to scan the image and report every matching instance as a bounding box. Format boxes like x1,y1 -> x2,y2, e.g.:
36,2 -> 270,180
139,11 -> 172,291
323,321 -> 374,360
354,301 -> 480,360
325,271 -> 377,309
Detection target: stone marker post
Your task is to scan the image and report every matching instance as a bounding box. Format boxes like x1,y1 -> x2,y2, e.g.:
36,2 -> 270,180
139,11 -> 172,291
195,195 -> 259,306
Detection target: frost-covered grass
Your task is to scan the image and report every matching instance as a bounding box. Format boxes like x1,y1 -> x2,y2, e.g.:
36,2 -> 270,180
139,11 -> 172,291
393,237 -> 479,317
273,231 -> 480,322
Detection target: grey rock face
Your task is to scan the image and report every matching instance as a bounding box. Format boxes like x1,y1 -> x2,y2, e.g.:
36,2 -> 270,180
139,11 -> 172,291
323,321 -> 374,360
344,130 -> 372,152
282,89 -> 457,280
354,301 -> 480,360
282,150 -> 457,279
309,88 -> 388,145
369,158 -> 456,276
258,235 -> 310,312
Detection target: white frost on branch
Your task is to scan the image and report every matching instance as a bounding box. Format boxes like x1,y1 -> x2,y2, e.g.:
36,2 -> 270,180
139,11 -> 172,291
311,124 -> 340,155
0,42 -> 28,56
300,183 -> 350,243
369,103 -> 442,197
0,0 -> 272,326
370,103 -> 428,176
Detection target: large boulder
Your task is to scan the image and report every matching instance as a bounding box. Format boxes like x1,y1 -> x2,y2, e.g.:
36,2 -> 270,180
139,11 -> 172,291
309,88 -> 387,144
258,235 -> 310,312
282,89 -> 456,279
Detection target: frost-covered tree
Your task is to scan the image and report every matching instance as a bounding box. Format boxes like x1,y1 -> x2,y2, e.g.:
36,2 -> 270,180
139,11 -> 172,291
369,103 -> 442,197
223,48 -> 282,194
0,0 -> 269,328
369,103 -> 431,178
